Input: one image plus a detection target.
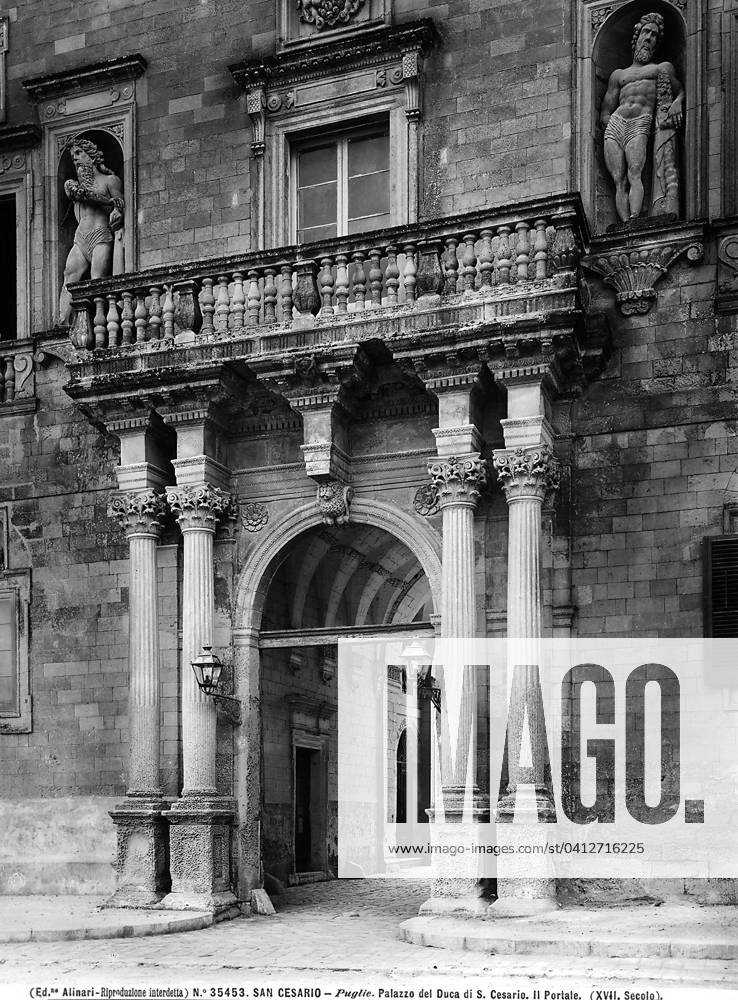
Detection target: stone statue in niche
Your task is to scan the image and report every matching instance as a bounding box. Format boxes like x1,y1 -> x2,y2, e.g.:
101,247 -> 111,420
58,136 -> 124,324
600,12 -> 684,224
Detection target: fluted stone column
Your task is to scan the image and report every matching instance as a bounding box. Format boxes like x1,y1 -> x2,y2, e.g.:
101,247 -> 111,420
106,489 -> 169,907
491,445 -> 561,915
159,483 -> 239,916
420,455 -> 490,914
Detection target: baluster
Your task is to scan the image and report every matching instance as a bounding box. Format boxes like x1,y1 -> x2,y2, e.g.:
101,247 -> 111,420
280,262 -> 294,322
263,267 -> 278,323
106,294 -> 120,347
496,226 -> 512,285
247,269 -> 261,325
200,278 -> 215,335
162,286 -> 175,341
0,358 -> 5,403
93,296 -> 107,349
461,233 -> 477,294
478,230 -> 494,288
335,253 -> 349,314
403,243 -> 417,305
352,251 -> 366,310
443,236 -> 459,294
134,293 -> 148,343
172,279 -> 202,337
385,245 -> 399,306
4,357 -> 14,401
215,274 -> 230,333
534,219 -> 548,281
120,292 -> 134,346
368,249 -> 383,308
231,271 -> 245,331
293,259 -> 320,316
319,256 -> 335,315
515,221 -> 530,282
148,286 -> 162,340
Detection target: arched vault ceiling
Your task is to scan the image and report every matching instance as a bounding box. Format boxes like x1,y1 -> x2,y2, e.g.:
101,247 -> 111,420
263,523 -> 433,630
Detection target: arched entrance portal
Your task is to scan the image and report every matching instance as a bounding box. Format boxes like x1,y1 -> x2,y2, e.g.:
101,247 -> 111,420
258,520 -> 434,884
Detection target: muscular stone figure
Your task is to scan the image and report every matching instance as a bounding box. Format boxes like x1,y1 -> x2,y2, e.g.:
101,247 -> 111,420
600,12 -> 684,223
58,137 -> 124,325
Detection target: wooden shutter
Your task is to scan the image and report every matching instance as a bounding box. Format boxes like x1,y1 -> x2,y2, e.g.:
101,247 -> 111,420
704,536 -> 738,637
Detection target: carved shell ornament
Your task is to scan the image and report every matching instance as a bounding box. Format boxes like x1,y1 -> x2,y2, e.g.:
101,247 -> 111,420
297,0 -> 366,30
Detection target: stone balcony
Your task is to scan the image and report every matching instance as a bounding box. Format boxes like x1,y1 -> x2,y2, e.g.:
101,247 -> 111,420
64,194 -> 608,415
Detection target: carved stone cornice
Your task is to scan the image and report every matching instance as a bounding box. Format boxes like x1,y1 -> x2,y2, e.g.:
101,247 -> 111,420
109,490 -> 167,537
581,221 -> 705,316
228,20 -> 436,90
0,123 -> 40,152
22,54 -> 147,102
166,484 -> 237,532
492,447 -> 561,503
427,455 -> 486,509
316,480 -> 353,526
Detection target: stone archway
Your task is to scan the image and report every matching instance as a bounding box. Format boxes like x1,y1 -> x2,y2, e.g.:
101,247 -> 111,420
231,499 -> 441,899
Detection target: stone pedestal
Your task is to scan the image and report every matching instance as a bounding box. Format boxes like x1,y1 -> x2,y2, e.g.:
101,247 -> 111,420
160,483 -> 239,915
420,455 -> 490,915
490,446 -> 560,915
159,798 -> 239,916
106,489 -> 169,907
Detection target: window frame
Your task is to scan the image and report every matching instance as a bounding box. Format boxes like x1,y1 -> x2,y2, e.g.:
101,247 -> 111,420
291,121 -> 391,243
265,94 -> 414,250
0,568 -> 31,734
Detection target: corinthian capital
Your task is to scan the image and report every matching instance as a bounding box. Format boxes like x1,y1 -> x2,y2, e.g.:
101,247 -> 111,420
109,489 -> 167,537
493,446 -> 560,503
427,455 -> 486,508
166,483 -> 237,531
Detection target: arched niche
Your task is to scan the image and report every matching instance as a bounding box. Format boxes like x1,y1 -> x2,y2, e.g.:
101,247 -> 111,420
56,128 -> 126,295
576,0 -> 706,232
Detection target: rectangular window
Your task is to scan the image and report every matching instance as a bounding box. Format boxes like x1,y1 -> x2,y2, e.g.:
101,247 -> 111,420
296,126 -> 391,243
704,536 -> 738,636
0,570 -> 31,733
0,193 -> 16,340
0,591 -> 17,712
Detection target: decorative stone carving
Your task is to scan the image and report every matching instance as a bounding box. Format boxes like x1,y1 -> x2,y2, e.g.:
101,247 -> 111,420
718,234 -> 738,293
413,483 -> 440,517
591,6 -> 613,32
166,484 -> 237,531
240,501 -> 269,533
297,0 -> 366,31
493,447 -> 561,503
582,240 -> 702,315
246,86 -> 266,157
58,135 -> 125,325
108,489 -> 167,535
600,12 -> 684,223
427,455 -> 486,508
316,480 -> 353,526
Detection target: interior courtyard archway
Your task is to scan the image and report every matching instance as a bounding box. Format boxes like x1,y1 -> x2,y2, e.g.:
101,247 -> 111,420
239,509 -> 439,885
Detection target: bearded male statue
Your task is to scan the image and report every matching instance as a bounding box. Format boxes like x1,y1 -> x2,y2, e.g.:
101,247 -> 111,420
600,12 -> 684,224
58,136 -> 124,325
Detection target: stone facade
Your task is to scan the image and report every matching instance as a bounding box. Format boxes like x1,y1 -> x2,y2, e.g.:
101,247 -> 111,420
0,0 -> 735,912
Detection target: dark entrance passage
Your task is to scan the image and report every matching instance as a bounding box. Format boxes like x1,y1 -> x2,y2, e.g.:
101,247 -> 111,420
295,746 -> 316,872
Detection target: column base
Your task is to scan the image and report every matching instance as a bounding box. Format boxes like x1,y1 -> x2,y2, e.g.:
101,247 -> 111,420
105,796 -> 170,909
158,795 -> 239,917
418,793 -> 492,917
492,784 -> 557,916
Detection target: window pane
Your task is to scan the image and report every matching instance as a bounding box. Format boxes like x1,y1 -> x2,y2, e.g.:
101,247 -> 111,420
298,222 -> 338,243
348,134 -> 389,177
348,213 -> 391,235
298,181 -> 337,232
348,171 -> 390,221
299,145 -> 337,188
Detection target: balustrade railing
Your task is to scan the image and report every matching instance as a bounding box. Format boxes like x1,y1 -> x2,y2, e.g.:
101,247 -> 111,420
68,197 -> 585,352
0,341 -> 34,405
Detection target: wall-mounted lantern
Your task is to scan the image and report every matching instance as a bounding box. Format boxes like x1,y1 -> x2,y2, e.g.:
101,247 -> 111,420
191,645 -> 242,725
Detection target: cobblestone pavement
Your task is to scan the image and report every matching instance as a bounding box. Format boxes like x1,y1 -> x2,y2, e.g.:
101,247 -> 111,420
1,880 -> 736,993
